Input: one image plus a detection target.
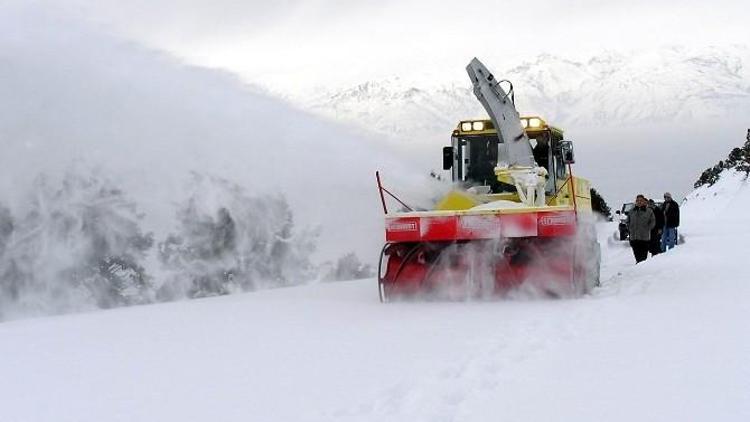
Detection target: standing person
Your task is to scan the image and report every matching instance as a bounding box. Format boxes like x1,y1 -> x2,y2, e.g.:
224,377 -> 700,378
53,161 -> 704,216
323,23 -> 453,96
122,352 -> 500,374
628,194 -> 655,263
661,192 -> 680,251
648,199 -> 664,256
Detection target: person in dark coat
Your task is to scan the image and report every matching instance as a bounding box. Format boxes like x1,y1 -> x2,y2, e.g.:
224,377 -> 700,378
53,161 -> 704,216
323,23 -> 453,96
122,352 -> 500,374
628,194 -> 655,263
532,138 -> 550,171
648,199 -> 664,256
661,192 -> 680,251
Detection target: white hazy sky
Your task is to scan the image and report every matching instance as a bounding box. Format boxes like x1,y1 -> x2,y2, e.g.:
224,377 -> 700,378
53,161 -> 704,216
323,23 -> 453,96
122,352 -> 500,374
3,0 -> 748,208
27,0 -> 750,91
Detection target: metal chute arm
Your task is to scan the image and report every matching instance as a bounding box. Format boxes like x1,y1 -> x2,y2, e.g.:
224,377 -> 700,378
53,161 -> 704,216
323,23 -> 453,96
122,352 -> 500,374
375,171 -> 414,214
466,58 -> 535,168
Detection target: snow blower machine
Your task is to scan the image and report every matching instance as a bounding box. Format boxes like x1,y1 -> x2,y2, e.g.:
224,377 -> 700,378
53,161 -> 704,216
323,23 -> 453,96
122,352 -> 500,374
376,58 -> 600,301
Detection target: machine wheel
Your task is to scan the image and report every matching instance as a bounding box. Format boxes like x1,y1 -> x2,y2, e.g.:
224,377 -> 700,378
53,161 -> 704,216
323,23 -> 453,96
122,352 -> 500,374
572,238 -> 601,295
377,243 -> 388,303
618,225 -> 628,241
589,241 -> 602,289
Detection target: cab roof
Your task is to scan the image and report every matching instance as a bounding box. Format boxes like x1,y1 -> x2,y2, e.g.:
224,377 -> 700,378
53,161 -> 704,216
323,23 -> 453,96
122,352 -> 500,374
452,116 -> 564,139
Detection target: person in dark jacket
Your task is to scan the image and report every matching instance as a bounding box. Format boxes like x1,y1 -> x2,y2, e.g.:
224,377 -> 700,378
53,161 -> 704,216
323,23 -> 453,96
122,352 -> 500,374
661,192 -> 680,251
628,194 -> 655,263
648,199 -> 664,256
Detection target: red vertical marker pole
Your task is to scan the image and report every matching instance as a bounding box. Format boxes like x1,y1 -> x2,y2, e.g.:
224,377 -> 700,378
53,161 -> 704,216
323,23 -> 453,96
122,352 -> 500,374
376,171 -> 388,215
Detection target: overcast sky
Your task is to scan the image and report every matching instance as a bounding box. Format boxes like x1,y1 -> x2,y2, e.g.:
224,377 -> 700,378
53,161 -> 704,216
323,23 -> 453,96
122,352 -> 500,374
4,0 -> 748,207
28,0 -> 750,90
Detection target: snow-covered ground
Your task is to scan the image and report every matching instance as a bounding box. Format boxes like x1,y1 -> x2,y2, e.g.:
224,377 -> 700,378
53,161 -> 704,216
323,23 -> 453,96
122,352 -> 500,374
1,172 -> 749,421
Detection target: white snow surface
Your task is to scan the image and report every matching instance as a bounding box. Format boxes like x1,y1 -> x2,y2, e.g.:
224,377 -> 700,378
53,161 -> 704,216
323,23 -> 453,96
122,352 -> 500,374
1,172 -> 749,421
682,169 -> 749,221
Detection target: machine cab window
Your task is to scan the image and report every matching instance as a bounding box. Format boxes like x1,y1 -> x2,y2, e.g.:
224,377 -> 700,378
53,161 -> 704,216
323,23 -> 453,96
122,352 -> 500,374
446,117 -> 569,195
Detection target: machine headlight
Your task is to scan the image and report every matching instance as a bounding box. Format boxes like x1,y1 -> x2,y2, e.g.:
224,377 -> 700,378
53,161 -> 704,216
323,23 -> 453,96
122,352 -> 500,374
472,121 -> 484,131
529,118 -> 542,128
461,122 -> 472,131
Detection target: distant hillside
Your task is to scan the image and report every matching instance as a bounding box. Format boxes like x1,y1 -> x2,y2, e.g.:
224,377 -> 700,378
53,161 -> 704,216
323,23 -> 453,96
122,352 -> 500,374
279,46 -> 750,144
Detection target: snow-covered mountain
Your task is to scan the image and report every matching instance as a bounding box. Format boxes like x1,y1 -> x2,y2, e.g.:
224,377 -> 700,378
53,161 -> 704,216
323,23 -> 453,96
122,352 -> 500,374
280,46 -> 750,145
267,46 -> 750,208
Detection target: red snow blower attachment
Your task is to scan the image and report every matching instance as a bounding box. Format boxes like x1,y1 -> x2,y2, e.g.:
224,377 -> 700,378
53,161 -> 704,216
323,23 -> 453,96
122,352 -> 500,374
376,58 -> 600,301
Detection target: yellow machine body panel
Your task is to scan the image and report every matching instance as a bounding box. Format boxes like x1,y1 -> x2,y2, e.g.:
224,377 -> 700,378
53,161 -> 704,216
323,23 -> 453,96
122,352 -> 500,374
434,190 -> 485,211
546,175 -> 592,212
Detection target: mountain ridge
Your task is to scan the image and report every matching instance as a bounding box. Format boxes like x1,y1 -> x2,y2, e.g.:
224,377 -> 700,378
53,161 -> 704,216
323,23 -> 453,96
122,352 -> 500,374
276,46 -> 750,144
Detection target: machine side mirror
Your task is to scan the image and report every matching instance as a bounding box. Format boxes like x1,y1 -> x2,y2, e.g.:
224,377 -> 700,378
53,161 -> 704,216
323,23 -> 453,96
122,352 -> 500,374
560,141 -> 575,164
442,146 -> 454,170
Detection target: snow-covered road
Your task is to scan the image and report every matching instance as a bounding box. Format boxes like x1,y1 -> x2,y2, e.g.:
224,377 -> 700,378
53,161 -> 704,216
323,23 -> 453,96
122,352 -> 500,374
1,183 -> 749,421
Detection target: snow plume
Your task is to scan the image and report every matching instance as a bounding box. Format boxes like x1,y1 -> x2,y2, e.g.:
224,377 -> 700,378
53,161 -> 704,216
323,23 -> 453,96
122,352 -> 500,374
157,173 -> 318,299
0,168 -> 154,319
0,4 -> 432,261
0,206 -> 12,257
320,252 -> 374,282
0,5 -> 438,318
0,167 -> 320,320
